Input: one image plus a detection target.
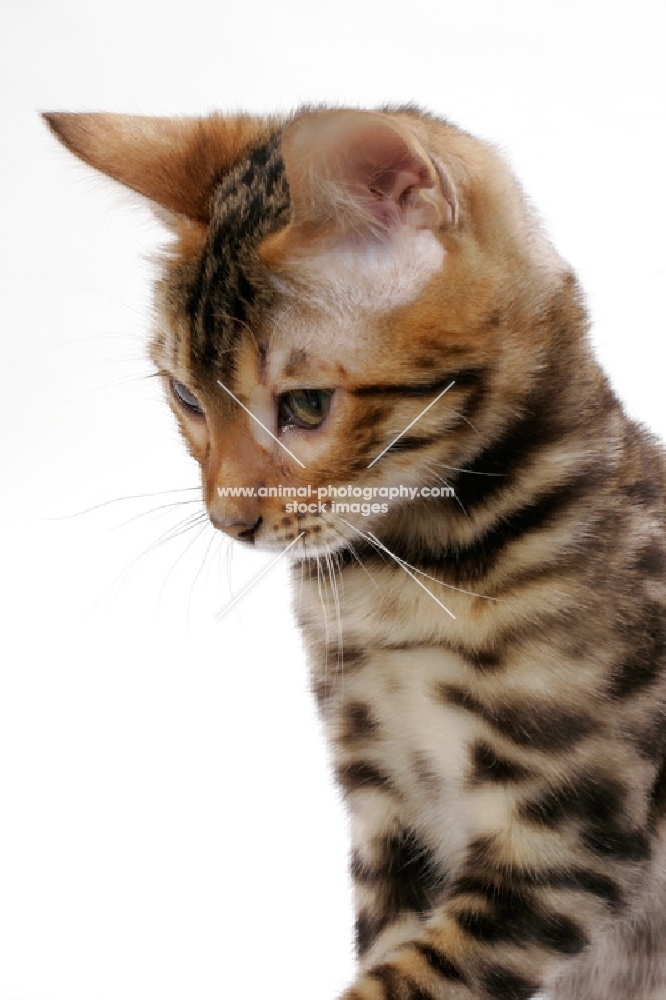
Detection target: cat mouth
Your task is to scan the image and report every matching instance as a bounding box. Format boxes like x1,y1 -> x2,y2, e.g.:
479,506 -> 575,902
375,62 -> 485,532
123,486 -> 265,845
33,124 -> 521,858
236,516 -> 263,545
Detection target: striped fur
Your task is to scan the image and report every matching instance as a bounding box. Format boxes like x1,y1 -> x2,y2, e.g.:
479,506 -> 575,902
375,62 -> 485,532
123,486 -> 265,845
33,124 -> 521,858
45,106 -> 666,1000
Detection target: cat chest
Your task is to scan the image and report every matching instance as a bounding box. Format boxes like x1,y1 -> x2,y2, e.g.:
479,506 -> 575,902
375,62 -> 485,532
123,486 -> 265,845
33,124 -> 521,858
314,645 -> 513,863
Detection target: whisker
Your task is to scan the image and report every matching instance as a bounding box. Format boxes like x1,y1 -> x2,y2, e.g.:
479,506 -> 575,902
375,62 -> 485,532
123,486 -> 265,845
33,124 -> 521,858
44,487 -> 200,520
30,332 -> 149,357
83,509 -> 209,624
319,513 -> 387,602
316,553 -> 331,678
188,527 -> 220,627
157,518 -> 213,616
64,370 -> 164,403
110,498 -> 203,532
39,274 -> 147,319
430,462 -> 504,477
325,548 -> 343,673
338,517 -> 499,602
440,405 -> 480,435
425,466 -> 471,523
43,355 -> 152,388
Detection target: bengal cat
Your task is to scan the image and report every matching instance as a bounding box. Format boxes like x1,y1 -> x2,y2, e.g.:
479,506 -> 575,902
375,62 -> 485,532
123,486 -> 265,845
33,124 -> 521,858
44,106 -> 666,1000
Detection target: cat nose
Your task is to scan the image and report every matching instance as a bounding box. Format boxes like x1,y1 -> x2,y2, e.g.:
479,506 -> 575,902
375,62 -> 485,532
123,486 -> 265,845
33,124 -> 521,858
210,515 -> 263,543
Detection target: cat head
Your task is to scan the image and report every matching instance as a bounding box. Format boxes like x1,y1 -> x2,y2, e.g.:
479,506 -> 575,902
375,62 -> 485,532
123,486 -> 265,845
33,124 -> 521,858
44,106 -> 569,557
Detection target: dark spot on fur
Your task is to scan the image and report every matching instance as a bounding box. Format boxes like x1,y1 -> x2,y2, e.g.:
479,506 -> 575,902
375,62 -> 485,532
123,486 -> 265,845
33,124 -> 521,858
411,942 -> 465,983
336,540 -> 377,570
348,401 -> 392,438
355,911 -> 388,957
608,602 -> 665,699
312,677 -> 335,709
336,760 -> 393,794
465,647 -> 504,671
520,771 -> 650,862
456,845 -> 623,914
650,750 -> 666,818
609,653 -> 662,699
481,965 -> 540,1000
368,963 -> 402,999
351,830 -> 447,958
256,340 -> 267,381
350,370 -> 483,398
342,702 -> 379,743
340,646 -> 369,671
635,543 -> 665,577
437,683 -> 595,751
406,983 -> 435,1000
624,479 -> 661,504
469,740 -> 532,784
283,347 -> 308,378
547,868 -> 623,913
385,434 -> 439,454
453,885 -> 587,955
635,711 -> 666,763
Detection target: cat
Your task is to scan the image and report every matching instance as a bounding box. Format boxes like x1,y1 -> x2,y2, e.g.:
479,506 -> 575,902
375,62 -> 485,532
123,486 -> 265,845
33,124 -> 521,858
44,106 -> 666,1000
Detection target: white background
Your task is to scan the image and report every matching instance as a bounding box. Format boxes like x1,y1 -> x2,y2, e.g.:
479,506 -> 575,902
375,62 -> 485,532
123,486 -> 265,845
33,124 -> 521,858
1,2 -> 665,998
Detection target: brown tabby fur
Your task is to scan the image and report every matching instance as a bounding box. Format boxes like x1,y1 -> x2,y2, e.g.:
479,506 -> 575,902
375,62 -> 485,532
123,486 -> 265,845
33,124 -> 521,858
44,106 -> 666,1000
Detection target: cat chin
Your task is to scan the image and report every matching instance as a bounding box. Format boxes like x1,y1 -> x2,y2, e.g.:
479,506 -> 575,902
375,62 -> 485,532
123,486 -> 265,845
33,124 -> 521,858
258,537 -> 345,560
248,527 -> 356,561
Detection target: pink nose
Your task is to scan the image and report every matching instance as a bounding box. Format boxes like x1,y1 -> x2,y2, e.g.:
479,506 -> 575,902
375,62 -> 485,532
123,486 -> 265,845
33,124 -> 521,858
209,515 -> 263,543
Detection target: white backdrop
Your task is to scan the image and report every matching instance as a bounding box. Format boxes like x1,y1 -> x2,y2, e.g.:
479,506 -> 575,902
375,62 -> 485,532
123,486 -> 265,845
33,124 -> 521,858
1,2 -> 665,998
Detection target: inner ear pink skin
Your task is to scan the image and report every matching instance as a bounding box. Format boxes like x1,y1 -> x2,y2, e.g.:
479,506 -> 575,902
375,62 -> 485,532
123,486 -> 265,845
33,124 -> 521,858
280,109 -> 456,238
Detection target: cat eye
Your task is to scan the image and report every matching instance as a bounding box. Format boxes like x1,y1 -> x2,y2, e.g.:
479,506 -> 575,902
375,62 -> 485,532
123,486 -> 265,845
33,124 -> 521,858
278,389 -> 332,429
171,379 -> 205,417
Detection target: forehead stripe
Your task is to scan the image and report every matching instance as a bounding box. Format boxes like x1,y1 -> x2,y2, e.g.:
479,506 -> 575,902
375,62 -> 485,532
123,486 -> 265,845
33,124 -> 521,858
188,133 -> 291,375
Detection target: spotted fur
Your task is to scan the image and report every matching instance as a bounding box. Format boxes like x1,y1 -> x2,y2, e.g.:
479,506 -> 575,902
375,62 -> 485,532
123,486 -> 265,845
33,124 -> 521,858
45,105 -> 666,1000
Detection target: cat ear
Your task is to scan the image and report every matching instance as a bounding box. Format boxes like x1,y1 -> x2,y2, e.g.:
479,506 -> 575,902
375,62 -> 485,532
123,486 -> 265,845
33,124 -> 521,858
280,109 -> 458,239
42,112 -> 268,224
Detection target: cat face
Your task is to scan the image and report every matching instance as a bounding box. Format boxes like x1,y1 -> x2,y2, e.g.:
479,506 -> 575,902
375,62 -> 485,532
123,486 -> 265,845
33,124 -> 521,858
44,107 -> 566,557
